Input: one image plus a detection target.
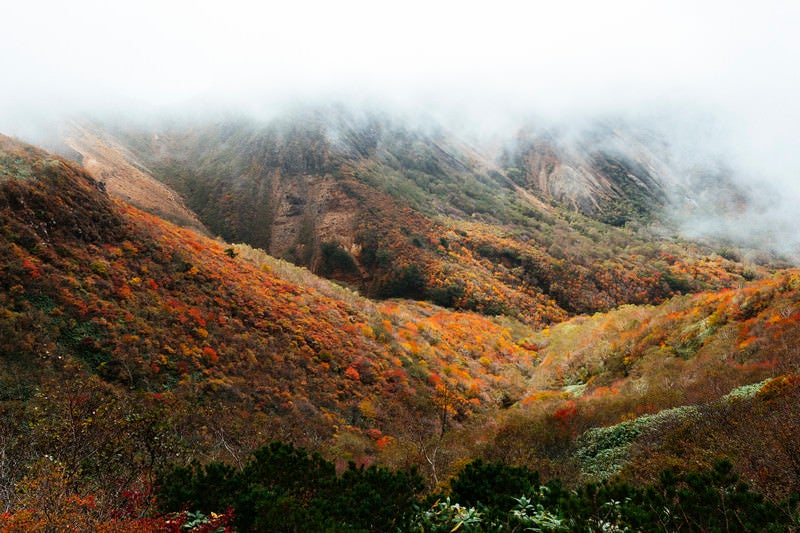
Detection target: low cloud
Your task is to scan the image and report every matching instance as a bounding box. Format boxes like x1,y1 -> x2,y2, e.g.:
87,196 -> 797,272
2,0 -> 798,259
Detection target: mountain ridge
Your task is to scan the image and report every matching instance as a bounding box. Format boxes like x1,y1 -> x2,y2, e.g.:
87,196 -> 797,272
63,108 -> 777,327
62,123 -> 207,232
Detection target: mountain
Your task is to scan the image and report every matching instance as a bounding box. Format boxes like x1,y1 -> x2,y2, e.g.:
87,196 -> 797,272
2,125 -> 799,528
65,107 -> 773,327
0,133 -> 550,522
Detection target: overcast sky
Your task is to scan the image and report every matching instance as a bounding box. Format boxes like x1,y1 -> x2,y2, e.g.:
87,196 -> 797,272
2,0 -> 799,255
2,1 -> 797,117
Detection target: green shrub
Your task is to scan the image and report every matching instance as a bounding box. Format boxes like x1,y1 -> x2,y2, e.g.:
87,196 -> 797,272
318,241 -> 359,276
157,441 -> 423,532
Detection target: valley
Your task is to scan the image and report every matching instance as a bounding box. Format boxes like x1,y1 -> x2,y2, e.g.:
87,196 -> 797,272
1,108 -> 798,529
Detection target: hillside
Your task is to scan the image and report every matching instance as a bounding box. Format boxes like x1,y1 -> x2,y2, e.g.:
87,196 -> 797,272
1,132 -> 527,434
62,123 -> 206,232
68,109 -> 774,328
2,132 -> 799,529
0,133 -> 548,523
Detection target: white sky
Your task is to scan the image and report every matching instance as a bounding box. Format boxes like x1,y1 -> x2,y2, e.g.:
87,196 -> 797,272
2,1 -> 797,113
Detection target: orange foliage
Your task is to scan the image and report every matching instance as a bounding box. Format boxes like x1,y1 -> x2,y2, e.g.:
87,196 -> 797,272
3,134 -> 799,512
344,366 -> 361,381
202,346 -> 219,364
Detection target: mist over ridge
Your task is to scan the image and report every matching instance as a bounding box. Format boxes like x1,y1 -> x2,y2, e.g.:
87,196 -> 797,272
1,0 -> 798,260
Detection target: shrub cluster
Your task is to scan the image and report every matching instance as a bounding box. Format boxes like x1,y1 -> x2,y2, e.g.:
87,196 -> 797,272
157,443 -> 799,532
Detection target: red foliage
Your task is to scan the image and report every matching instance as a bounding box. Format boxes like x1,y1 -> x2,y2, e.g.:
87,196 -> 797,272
553,401 -> 578,428
202,346 -> 219,365
344,366 -> 361,381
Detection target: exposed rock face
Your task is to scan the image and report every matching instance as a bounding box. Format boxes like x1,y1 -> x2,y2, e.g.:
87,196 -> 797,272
110,119 -> 366,279
63,123 -> 207,233
266,172 -> 361,271
505,127 -> 671,224
520,142 -> 607,213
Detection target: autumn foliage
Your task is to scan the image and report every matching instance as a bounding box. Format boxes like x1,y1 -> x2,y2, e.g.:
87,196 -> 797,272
2,133 -> 800,524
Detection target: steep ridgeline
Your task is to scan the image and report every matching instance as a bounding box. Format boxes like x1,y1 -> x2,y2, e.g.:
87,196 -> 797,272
62,122 -> 206,232
500,121 -> 764,240
79,108 -> 765,325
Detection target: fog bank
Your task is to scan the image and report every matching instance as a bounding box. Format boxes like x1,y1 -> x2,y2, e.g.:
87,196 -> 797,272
2,0 -> 799,258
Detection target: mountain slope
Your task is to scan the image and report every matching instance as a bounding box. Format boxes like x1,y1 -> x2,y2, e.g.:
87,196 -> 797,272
500,124 -> 672,225
0,134 -> 545,506
73,108 -> 770,327
62,123 -> 206,232
2,132 -> 800,523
